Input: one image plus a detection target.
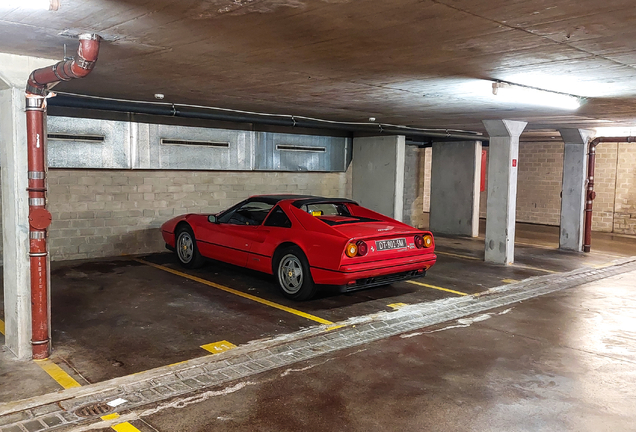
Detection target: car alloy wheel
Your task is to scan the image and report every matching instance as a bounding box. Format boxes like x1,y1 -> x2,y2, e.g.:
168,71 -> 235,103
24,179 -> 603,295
177,231 -> 194,264
278,254 -> 304,295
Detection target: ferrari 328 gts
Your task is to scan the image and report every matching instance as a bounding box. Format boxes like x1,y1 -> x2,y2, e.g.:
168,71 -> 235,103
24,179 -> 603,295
161,195 -> 436,300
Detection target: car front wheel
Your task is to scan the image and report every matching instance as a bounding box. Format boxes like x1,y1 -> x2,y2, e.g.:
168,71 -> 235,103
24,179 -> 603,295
275,246 -> 317,301
175,226 -> 205,269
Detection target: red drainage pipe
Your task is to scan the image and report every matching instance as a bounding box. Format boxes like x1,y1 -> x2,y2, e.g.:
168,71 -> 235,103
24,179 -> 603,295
583,136 -> 636,253
26,33 -> 101,359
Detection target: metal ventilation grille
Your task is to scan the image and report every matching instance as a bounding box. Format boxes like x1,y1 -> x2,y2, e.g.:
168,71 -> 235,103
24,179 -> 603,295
48,133 -> 105,142
276,144 -> 326,153
161,138 -> 230,147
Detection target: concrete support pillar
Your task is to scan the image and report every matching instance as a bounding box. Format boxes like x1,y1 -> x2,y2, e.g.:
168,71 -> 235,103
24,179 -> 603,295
429,141 -> 482,236
352,135 -> 405,220
558,129 -> 595,251
482,120 -> 527,264
0,53 -> 55,359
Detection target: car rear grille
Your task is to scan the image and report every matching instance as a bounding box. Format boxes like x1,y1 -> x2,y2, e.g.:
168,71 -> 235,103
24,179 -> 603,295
343,270 -> 423,292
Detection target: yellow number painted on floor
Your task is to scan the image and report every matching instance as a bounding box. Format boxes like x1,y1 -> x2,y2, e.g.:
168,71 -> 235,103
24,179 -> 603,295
200,340 -> 237,354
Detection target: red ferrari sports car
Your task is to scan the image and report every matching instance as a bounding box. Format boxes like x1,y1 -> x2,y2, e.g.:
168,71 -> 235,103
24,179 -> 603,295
161,195 -> 436,300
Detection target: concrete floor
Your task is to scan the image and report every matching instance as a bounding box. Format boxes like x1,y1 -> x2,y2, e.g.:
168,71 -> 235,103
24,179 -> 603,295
95,269 -> 636,432
0,223 -> 635,431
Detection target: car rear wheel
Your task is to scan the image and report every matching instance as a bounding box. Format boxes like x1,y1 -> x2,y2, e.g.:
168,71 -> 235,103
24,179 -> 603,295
175,226 -> 205,269
275,246 -> 317,301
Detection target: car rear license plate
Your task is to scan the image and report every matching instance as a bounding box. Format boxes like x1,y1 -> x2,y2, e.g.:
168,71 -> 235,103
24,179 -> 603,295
375,238 -> 407,251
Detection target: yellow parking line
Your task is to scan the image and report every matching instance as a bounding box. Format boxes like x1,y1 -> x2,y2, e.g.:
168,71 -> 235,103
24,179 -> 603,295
135,259 -> 334,326
511,264 -> 557,274
388,303 -> 408,310
102,414 -> 141,431
112,422 -> 142,432
34,359 -> 81,389
0,319 -> 5,335
436,251 -> 481,261
407,280 -> 468,296
502,279 -> 518,283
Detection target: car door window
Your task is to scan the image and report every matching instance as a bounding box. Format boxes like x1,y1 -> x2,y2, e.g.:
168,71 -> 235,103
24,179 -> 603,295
224,201 -> 274,226
263,206 -> 292,228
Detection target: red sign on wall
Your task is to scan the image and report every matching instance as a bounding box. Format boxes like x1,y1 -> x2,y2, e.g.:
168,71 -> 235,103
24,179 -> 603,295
512,159 -> 517,167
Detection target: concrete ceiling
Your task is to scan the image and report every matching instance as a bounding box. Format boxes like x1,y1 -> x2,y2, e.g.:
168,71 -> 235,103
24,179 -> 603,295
2,0 -> 636,134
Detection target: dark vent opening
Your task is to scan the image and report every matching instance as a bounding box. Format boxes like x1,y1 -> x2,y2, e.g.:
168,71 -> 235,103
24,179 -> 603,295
48,134 -> 105,142
161,139 -> 230,147
276,145 -> 326,153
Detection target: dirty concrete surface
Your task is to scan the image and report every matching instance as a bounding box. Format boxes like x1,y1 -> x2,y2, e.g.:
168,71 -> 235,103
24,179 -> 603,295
0,222 -> 635,431
94,269 -> 636,432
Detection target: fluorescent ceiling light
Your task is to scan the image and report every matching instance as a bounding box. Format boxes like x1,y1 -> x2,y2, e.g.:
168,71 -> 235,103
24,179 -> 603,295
2,0 -> 59,10
594,127 -> 636,137
492,81 -> 582,110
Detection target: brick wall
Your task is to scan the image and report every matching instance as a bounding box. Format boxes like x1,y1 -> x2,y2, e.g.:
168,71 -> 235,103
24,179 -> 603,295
516,142 -> 564,225
46,169 -> 351,261
614,142 -> 636,234
479,143 -> 564,224
403,146 -> 428,228
478,141 -> 636,234
591,143 -> 618,232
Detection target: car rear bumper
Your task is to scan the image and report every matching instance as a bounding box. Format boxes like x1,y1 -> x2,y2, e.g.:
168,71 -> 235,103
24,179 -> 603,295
310,254 -> 437,287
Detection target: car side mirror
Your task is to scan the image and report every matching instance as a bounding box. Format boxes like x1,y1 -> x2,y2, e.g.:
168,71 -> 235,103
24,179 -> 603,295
208,215 -> 218,223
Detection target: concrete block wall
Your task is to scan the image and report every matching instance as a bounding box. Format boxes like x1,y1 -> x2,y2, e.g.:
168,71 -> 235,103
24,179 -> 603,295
478,141 -> 636,235
516,142 -> 564,226
479,143 -> 564,224
46,169 -> 351,261
591,143 -> 618,232
615,142 -> 636,234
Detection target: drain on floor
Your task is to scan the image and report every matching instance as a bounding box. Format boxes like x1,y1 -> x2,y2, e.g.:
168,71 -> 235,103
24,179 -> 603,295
75,402 -> 113,417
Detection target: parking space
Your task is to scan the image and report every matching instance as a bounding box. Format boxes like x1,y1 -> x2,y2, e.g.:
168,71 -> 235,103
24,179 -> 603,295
0,223 -> 632,406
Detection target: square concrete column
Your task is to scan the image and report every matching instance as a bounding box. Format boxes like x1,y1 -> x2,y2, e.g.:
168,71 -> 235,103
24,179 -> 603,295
482,120 -> 527,264
1,53 -> 56,359
558,129 -> 595,251
352,135 -> 405,220
429,141 -> 482,236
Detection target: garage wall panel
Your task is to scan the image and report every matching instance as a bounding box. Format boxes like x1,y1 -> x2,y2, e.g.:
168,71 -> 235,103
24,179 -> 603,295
47,117 -> 131,169
253,132 -> 349,171
46,116 -> 349,173
46,169 -> 351,261
141,124 -> 253,171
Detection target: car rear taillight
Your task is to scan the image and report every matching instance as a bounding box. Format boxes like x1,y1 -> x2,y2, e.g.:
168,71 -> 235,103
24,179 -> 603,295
356,240 -> 368,256
345,242 -> 358,258
414,235 -> 424,249
423,234 -> 433,248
